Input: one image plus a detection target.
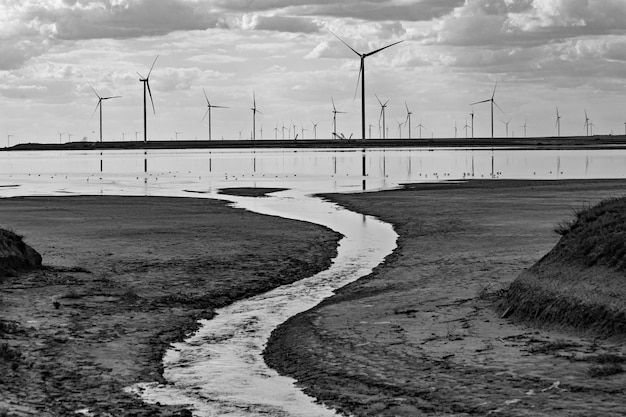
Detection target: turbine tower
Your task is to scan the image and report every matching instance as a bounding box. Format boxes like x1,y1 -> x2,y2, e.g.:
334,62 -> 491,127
470,108 -> 475,138
376,95 -> 389,139
90,84 -> 121,142
329,30 -> 403,140
138,55 -> 158,143
471,81 -> 503,139
331,97 -> 346,139
555,107 -> 561,137
251,92 -> 262,141
405,102 -> 413,139
417,120 -> 425,139
201,88 -> 228,141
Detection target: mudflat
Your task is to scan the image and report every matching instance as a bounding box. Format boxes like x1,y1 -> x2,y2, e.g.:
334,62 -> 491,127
265,179 -> 626,416
0,195 -> 340,416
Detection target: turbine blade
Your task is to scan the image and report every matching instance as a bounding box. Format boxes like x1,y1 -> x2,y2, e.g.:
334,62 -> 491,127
89,84 -> 100,98
92,100 -> 101,117
491,80 -> 498,99
203,88 -> 210,105
147,55 -> 159,78
328,30 -> 361,56
405,101 -> 409,113
332,97 -> 337,111
102,95 -> 122,100
213,105 -> 229,109
470,99 -> 491,105
494,100 -> 505,114
147,81 -> 156,115
201,108 -> 210,122
376,94 -> 383,105
137,71 -> 145,79
378,108 -> 383,124
353,59 -> 363,101
364,40 -> 404,57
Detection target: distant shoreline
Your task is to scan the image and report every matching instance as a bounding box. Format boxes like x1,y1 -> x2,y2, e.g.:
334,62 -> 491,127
4,135 -> 626,151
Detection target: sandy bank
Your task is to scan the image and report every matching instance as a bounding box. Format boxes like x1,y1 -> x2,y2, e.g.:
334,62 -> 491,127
265,179 -> 626,416
0,195 -> 340,416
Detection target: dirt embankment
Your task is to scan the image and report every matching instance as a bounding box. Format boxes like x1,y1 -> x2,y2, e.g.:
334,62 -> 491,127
500,196 -> 626,339
0,195 -> 341,416
0,229 -> 42,277
265,179 -> 626,417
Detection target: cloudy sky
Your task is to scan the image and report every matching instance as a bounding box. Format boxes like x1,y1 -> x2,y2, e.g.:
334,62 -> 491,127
1,0 -> 626,145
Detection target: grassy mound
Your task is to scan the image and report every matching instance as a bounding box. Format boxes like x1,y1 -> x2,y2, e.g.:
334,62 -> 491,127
499,197 -> 626,339
0,229 -> 42,278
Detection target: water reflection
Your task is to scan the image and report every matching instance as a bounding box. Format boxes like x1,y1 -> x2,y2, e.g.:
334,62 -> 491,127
1,147 -> 626,196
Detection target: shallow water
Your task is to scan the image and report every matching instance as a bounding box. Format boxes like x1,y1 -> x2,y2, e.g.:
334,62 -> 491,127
128,189 -> 397,416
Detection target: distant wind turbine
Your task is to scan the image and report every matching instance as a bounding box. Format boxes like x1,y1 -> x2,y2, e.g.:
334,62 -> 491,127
470,108 -> 475,138
301,124 -> 307,140
454,121 -> 458,139
90,84 -> 121,142
57,131 -> 65,144
501,119 -> 511,138
331,97 -> 346,139
463,119 -> 470,138
121,130 -> 127,141
376,95 -> 389,139
251,92 -> 262,141
555,107 -> 561,137
405,102 -> 413,139
137,55 -> 158,143
471,81 -> 503,139
329,30 -> 403,140
396,119 -> 404,138
417,120 -> 426,139
312,121 -> 318,140
174,130 -> 183,140
584,110 -> 590,136
274,124 -> 279,140
521,120 -> 527,138
201,88 -> 228,141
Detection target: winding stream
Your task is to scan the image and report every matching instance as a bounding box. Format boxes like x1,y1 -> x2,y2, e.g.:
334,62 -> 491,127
127,189 -> 397,416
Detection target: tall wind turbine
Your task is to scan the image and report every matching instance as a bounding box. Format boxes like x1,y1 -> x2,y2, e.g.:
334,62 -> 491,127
90,84 -> 121,142
463,119 -> 470,138
201,88 -> 228,141
329,30 -> 403,140
471,81 -> 503,139
138,55 -> 158,143
405,102 -> 413,139
555,107 -> 561,137
331,97 -> 346,139
251,92 -> 262,141
584,110 -> 590,136
376,95 -> 389,139
312,121 -> 318,139
470,108 -> 475,138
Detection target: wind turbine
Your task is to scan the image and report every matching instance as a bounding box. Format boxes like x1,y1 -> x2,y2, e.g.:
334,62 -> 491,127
121,130 -> 127,141
301,124 -> 307,140
90,84 -> 121,142
368,123 -> 374,139
501,119 -> 511,137
329,30 -> 403,140
281,123 -> 286,140
174,130 -> 183,140
274,124 -> 279,140
376,95 -> 389,139
396,119 -> 404,138
471,81 -> 503,139
251,92 -> 262,141
57,131 -> 65,144
331,97 -> 346,139
584,110 -> 590,136
463,119 -> 470,138
138,55 -> 158,143
417,120 -> 426,139
405,102 -> 413,139
470,108 -> 475,138
201,88 -> 228,141
454,121 -> 458,139
555,107 -> 561,137
312,121 -> 318,139
521,120 -> 527,137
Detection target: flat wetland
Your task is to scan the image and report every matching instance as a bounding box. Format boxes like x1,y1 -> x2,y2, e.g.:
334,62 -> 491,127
1,179 -> 626,416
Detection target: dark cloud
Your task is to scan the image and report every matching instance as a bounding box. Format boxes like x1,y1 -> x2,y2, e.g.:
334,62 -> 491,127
24,0 -> 222,41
